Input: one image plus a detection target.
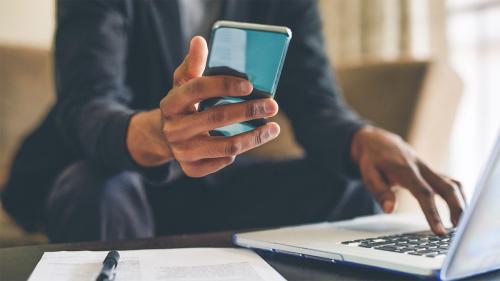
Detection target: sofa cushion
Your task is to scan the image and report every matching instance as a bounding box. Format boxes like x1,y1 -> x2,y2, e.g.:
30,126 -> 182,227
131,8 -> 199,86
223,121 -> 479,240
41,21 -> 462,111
0,46 -> 54,183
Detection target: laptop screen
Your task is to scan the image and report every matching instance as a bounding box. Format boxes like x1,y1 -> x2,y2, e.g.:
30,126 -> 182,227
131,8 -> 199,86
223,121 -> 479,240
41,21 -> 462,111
443,134 -> 500,279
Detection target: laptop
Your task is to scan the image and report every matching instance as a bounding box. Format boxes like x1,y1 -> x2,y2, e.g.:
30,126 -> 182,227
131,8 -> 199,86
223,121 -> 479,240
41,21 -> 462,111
234,133 -> 500,280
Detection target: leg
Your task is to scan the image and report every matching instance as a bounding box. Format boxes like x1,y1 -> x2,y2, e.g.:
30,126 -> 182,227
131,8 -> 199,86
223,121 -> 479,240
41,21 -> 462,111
147,157 -> 375,236
46,161 -> 154,242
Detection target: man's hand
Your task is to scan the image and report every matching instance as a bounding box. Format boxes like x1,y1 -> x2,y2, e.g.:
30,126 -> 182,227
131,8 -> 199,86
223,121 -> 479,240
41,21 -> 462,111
127,36 -> 280,177
351,126 -> 466,235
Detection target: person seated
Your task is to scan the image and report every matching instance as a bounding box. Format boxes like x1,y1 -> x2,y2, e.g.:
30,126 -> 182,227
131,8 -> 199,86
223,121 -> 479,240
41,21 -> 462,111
1,0 -> 465,242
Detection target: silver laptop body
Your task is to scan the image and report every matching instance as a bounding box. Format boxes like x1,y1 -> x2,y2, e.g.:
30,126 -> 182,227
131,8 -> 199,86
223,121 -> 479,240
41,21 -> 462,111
234,133 -> 500,280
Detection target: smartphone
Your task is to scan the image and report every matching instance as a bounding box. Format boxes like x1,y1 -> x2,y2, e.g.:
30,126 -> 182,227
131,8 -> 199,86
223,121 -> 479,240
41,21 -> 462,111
199,21 -> 292,136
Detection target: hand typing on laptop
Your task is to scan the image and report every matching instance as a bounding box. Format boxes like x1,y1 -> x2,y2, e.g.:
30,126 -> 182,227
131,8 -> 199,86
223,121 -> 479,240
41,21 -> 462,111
236,133 -> 500,279
350,126 -> 466,235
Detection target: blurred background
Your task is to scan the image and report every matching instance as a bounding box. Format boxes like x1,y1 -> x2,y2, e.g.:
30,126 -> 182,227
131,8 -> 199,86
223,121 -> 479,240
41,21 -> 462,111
0,0 -> 499,247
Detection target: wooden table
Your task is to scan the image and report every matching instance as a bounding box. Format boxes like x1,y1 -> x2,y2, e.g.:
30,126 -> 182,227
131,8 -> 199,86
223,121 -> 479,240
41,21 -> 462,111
1,231 -> 499,281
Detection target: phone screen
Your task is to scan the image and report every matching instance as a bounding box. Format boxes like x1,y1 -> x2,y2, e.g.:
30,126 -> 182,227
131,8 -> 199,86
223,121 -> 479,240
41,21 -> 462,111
199,24 -> 291,136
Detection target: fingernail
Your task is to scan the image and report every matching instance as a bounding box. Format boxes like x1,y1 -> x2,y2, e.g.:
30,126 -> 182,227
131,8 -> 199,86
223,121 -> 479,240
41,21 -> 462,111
435,224 -> 447,236
264,100 -> 277,114
269,124 -> 280,137
439,224 -> 447,234
383,201 -> 394,213
240,81 -> 252,93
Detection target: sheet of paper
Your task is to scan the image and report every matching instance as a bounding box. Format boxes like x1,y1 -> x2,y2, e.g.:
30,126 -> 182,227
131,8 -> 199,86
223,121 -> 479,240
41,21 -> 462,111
28,248 -> 286,281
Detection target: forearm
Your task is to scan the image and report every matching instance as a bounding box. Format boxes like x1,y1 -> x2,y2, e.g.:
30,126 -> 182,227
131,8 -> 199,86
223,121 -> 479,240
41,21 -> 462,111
126,109 -> 174,167
55,0 -> 138,171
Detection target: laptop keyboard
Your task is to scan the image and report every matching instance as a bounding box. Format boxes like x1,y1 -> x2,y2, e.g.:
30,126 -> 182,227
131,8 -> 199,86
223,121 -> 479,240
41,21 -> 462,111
341,230 -> 456,258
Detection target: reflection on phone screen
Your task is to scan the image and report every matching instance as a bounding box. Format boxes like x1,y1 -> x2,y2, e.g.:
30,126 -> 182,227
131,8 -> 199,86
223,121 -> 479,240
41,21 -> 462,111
200,26 -> 290,136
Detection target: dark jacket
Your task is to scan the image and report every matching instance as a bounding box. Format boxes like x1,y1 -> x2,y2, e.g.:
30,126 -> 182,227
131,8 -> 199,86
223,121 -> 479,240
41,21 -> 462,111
1,0 -> 364,231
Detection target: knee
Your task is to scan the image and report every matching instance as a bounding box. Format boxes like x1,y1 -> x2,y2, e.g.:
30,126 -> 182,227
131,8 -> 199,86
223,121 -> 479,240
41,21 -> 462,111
47,162 -> 104,219
46,162 -> 104,242
99,173 -> 155,241
46,161 -> 153,242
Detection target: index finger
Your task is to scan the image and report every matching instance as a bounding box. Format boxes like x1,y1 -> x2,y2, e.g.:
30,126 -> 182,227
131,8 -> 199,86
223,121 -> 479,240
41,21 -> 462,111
418,161 -> 465,226
167,76 -> 253,114
404,169 -> 447,235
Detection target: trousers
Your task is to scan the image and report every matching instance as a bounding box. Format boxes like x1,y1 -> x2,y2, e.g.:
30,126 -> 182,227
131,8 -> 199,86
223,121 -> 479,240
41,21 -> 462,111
46,157 -> 375,242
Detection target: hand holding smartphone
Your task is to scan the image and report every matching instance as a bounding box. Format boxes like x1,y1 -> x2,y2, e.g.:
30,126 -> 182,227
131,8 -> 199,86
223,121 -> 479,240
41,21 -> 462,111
199,21 -> 292,136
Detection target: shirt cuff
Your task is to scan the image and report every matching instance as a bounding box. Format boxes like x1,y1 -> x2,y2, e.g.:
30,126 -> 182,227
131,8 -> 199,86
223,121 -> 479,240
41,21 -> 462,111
339,121 -> 366,178
304,118 -> 367,180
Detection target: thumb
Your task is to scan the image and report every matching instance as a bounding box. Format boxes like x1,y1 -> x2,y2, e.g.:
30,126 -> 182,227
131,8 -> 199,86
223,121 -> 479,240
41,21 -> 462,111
362,164 -> 397,213
173,36 -> 208,87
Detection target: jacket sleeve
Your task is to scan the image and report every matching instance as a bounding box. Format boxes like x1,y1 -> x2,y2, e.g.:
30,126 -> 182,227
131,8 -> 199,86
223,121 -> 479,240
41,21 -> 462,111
276,0 -> 367,179
54,0 -> 170,181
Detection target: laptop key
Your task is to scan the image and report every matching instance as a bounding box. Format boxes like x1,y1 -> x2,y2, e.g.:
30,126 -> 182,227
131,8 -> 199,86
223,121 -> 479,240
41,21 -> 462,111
364,242 -> 394,247
426,253 -> 446,258
399,248 -> 415,253
422,249 -> 440,254
374,246 -> 399,252
408,252 -> 422,256
392,249 -> 407,253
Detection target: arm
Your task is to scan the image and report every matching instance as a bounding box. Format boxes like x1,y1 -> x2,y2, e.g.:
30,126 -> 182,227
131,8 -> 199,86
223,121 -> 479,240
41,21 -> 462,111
277,0 -> 466,234
276,0 -> 365,178
55,0 -> 140,173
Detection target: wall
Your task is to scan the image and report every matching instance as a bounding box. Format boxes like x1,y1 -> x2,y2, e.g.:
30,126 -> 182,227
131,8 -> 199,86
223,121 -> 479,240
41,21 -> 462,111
0,0 -> 55,49
318,0 -> 447,66
1,0 -> 445,55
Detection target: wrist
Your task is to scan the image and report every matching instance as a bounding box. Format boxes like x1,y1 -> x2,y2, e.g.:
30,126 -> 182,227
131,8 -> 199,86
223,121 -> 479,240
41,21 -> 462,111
127,109 -> 173,167
350,125 -> 375,164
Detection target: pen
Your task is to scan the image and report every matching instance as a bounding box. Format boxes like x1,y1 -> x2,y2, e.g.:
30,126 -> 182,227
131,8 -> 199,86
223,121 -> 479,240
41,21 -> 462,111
96,250 -> 120,281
